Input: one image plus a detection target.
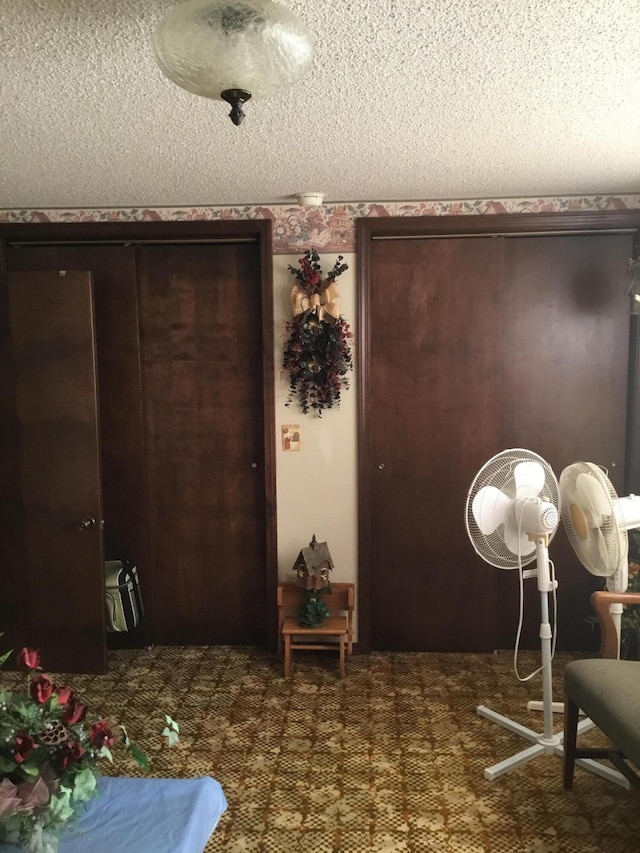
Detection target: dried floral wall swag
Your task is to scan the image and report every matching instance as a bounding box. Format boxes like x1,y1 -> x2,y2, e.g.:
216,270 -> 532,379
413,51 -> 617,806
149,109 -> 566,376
283,249 -> 353,415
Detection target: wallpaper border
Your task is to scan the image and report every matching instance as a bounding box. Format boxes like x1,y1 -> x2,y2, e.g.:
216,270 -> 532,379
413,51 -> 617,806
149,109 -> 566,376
2,195 -> 639,254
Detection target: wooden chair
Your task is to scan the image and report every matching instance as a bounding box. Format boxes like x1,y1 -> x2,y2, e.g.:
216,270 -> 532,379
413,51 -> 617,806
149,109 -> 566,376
563,590 -> 640,789
277,582 -> 354,678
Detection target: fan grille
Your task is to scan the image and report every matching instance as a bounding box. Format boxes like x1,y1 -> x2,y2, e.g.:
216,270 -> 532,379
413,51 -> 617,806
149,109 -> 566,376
465,449 -> 560,570
559,461 -> 623,577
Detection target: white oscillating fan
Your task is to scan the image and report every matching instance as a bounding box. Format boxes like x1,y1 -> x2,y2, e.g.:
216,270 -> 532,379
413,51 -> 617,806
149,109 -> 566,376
560,462 -> 640,653
465,450 -> 630,788
465,448 -> 562,780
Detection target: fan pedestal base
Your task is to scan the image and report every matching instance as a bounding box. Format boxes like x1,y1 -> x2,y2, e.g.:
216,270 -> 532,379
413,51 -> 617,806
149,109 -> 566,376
477,705 -> 630,787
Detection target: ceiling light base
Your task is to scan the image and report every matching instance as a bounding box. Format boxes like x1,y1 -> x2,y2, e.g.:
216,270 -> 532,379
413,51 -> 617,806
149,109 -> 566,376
221,89 -> 252,126
296,192 -> 325,207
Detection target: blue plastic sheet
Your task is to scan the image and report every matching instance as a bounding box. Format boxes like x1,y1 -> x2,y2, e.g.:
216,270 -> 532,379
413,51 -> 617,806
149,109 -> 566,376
2,776 -> 228,853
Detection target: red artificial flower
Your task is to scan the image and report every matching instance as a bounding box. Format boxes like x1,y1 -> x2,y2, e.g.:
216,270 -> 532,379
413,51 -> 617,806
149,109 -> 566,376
88,720 -> 115,749
30,674 -> 53,704
17,648 -> 40,670
13,733 -> 37,764
57,741 -> 84,770
62,698 -> 87,725
54,685 -> 73,706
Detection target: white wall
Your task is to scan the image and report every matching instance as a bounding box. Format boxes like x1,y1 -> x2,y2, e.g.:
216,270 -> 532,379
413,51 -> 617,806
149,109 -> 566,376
273,253 -> 358,590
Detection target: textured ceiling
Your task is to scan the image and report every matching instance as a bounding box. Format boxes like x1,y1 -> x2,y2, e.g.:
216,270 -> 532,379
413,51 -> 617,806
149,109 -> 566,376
1,0 -> 640,209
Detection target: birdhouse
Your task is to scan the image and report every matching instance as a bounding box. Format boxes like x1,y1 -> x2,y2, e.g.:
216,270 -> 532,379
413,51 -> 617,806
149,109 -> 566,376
292,534 -> 334,590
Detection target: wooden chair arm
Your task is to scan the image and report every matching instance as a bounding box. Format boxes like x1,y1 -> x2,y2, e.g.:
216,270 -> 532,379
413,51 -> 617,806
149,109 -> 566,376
591,590 -> 640,659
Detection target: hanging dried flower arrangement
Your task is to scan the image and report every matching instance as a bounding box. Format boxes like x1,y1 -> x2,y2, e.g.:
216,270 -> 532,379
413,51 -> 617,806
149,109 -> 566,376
282,249 -> 353,416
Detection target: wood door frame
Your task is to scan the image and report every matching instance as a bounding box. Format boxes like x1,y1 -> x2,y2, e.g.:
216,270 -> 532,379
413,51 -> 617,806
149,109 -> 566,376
357,210 -> 640,653
0,219 -> 279,646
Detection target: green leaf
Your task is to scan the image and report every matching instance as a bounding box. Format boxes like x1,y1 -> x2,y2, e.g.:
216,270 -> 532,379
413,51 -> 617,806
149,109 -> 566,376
162,726 -> 179,748
71,767 -> 98,802
0,648 -> 13,668
165,714 -> 179,732
47,789 -> 74,826
0,756 -> 18,773
0,811 -> 24,836
129,743 -> 151,773
44,695 -> 61,715
98,745 -> 113,762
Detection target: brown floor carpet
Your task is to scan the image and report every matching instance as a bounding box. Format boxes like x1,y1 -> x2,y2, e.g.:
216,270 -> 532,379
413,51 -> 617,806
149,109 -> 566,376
2,646 -> 640,852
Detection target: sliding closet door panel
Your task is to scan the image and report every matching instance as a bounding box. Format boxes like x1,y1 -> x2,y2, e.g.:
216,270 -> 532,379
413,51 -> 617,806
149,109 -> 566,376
0,271 -> 105,673
362,221 -> 634,653
138,243 -> 266,644
6,246 -> 147,602
498,234 -> 632,650
367,237 -> 504,651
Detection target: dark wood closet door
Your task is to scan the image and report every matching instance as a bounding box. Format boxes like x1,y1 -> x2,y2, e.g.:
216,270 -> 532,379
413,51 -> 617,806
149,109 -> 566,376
366,237 -> 505,651
137,243 -> 267,644
6,246 -> 147,611
0,271 -> 105,673
362,225 -> 633,652
498,234 -> 632,650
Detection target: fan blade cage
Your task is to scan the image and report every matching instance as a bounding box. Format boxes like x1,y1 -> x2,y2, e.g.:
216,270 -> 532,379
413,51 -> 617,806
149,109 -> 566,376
559,461 -> 625,577
465,449 -> 560,570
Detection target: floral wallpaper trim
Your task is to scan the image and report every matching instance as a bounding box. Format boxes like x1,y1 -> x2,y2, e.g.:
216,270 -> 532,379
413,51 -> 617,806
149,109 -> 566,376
1,195 -> 639,255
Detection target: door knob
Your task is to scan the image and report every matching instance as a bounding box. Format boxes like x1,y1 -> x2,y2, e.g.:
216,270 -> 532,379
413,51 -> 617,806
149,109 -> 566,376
378,463 -> 385,470
77,516 -> 96,531
251,462 -> 258,468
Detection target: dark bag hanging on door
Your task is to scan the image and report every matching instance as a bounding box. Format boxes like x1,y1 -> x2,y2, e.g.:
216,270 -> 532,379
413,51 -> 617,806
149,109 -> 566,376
105,560 -> 144,632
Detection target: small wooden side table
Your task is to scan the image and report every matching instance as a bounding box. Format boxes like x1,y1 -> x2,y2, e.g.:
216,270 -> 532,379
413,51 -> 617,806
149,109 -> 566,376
277,582 -> 355,678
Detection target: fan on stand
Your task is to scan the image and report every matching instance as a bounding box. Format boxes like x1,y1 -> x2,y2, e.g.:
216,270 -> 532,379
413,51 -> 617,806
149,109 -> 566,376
465,448 -> 628,785
559,461 -> 640,655
465,449 -> 562,780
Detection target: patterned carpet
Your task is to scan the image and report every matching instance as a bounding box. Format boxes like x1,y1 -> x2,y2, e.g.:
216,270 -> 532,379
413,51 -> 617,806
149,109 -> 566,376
3,646 -> 640,852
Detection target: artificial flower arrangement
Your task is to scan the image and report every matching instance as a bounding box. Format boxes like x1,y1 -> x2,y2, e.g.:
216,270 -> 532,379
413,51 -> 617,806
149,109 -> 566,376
0,645 -> 179,853
283,248 -> 353,416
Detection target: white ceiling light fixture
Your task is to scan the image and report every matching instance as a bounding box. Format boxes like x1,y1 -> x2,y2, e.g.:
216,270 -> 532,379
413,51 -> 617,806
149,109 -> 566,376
296,192 -> 324,207
153,0 -> 314,126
